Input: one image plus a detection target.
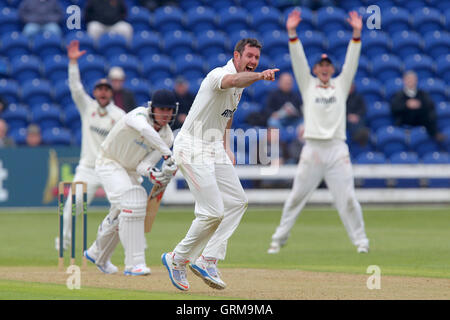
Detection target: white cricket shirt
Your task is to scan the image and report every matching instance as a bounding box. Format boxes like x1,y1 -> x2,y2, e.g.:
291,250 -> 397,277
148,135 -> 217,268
180,59 -> 244,142
289,38 -> 361,140
68,63 -> 125,168
98,107 -> 173,173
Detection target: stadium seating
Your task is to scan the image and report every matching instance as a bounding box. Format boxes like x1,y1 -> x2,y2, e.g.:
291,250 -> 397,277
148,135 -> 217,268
8,127 -> 27,145
1,103 -> 29,131
374,126 -> 408,157
355,77 -> 384,105
141,54 -> 173,84
232,102 -> 261,129
31,31 -> 63,59
251,80 -> 278,105
382,6 -> 411,34
0,7 -> 19,34
279,125 -> 298,143
423,31 -> 450,60
1,32 -> 30,60
262,30 -> 289,58
297,30 -> 326,58
365,101 -> 393,131
361,31 -> 391,59
207,53 -> 229,70
422,151 -> 450,187
41,127 -> 72,146
327,30 -> 352,61
218,7 -> 250,34
353,151 -> 387,188
109,54 -> 141,80
174,54 -> 205,81
229,30 -> 259,49
403,54 -> 435,79
53,81 -> 72,107
22,79 -> 53,106
251,6 -> 282,35
384,77 -> 404,101
77,54 -> 106,83
153,6 -> 184,34
97,33 -> 129,60
63,104 -> 81,132
65,31 -> 96,55
0,79 -> 20,104
412,7 -> 444,34
131,31 -> 162,60
418,78 -> 448,103
127,6 -> 151,32
436,54 -> 450,84
282,6 -> 315,31
30,103 -> 62,131
371,54 -> 403,83
124,78 -> 151,106
389,151 -> 421,188
436,102 -> 450,131
44,55 -> 69,85
196,30 -> 229,57
10,55 -> 42,84
163,30 -> 196,59
0,57 -> 8,79
316,6 -> 349,34
185,6 -> 217,34
408,126 -> 439,157
391,31 -> 423,59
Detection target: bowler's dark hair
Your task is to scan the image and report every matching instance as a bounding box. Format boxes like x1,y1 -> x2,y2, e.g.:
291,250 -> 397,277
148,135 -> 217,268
234,38 -> 262,55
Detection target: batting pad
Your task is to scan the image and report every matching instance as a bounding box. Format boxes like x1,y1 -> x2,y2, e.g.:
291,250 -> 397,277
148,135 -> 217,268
119,186 -> 147,268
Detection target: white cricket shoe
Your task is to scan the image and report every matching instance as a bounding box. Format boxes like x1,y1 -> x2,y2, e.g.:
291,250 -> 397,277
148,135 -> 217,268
189,255 -> 226,290
161,252 -> 190,291
84,250 -> 118,274
357,245 -> 369,253
54,237 -> 70,251
124,264 -> 151,276
267,241 -> 281,254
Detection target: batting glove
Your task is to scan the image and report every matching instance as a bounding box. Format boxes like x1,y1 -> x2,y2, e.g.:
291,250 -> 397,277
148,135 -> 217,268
149,167 -> 171,187
161,155 -> 178,178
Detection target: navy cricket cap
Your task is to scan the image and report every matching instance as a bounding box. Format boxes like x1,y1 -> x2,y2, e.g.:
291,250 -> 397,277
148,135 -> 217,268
314,53 -> 333,66
94,78 -> 112,90
151,89 -> 177,109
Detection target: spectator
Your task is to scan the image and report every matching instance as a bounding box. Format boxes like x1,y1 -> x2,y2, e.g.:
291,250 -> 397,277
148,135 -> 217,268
0,119 -> 15,147
18,0 -> 63,38
26,124 -> 42,147
347,83 -> 370,146
108,67 -> 137,112
173,77 -> 195,130
390,71 -> 444,142
84,0 -> 133,42
263,72 -> 303,128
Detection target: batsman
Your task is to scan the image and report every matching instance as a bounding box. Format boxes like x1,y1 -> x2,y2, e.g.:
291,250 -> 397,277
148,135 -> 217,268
84,89 -> 178,275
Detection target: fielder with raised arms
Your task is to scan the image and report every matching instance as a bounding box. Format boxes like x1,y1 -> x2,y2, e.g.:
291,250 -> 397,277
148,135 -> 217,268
55,40 -> 125,252
162,38 -> 279,291
84,89 -> 178,275
268,10 -> 370,255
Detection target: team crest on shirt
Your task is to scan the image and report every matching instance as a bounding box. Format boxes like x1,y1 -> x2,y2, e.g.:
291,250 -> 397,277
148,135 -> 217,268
221,108 -> 236,118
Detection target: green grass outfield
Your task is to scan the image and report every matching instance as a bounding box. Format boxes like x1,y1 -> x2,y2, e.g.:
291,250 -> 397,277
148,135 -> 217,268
0,206 -> 449,299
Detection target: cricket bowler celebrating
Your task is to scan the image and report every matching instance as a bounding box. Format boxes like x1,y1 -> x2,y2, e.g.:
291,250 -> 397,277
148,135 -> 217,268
55,40 -> 125,251
268,10 -> 370,255
84,89 -> 178,275
162,38 -> 279,291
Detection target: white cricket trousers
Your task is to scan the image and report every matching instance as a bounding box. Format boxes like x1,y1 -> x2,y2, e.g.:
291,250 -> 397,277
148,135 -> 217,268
172,132 -> 248,262
62,164 -> 102,241
271,139 -> 369,248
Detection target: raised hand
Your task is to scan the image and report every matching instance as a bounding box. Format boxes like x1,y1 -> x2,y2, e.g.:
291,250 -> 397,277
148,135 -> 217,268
286,9 -> 302,36
347,11 -> 362,38
67,40 -> 86,61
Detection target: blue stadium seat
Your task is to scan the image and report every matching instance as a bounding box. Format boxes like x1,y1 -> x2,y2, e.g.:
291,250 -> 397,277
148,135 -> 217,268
206,0 -> 238,13
31,31 -> 63,59
251,6 -> 282,35
229,30 -> 259,49
273,53 -> 292,74
1,103 -> 29,131
436,54 -> 450,84
384,77 -> 404,101
207,53 -> 229,70
418,78 -> 448,104
443,126 -> 450,153
0,57 -> 9,79
218,7 -> 250,34
403,54 -> 435,80
22,79 -> 53,106
283,7 -> 315,31
402,0 -> 428,12
361,31 -> 391,59
422,151 -> 450,187
232,102 -> 261,129
44,54 -> 69,85
163,30 -> 195,59
375,125 -> 408,157
436,102 -> 450,131
174,54 -> 205,81
77,54 -> 106,83
251,80 -> 277,105
54,81 -> 72,106
97,33 -> 129,60
9,127 -> 27,145
153,6 -> 184,34
0,79 -> 20,104
389,151 -> 421,188
187,77 -> 203,96
31,103 -> 62,130
152,77 -> 175,91
124,78 -> 151,106
446,8 -> 450,31
127,6 -> 151,32
65,31 -> 95,54
423,31 -> 450,60
382,6 -> 411,34
355,77 -> 384,105
141,54 -> 173,84
408,126 -> 439,157
355,55 -> 371,80
297,30 -> 326,58
412,7 -> 444,34
74,127 -> 81,146
63,105 -> 81,131
366,101 -> 393,131
131,31 -> 162,60
354,151 -> 387,187
185,6 -> 217,34
391,31 -> 423,59
10,55 -> 42,85
327,30 -> 352,61
109,54 -> 141,79
348,141 -> 373,159
240,0 -> 268,11
371,54 -> 403,83
196,30 -> 229,57
316,6 -> 349,34
42,127 -> 72,146
178,0 -> 203,11
0,32 -> 30,60
279,125 -> 298,143
0,7 -> 19,34
262,30 -> 289,58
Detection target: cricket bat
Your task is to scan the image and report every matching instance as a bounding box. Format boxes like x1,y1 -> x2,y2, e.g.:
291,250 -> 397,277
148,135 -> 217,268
144,184 -> 166,233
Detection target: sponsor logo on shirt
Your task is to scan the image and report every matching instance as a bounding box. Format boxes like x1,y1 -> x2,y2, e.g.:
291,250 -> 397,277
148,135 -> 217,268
133,138 -> 154,152
90,125 -> 110,137
315,96 -> 336,104
221,108 -> 237,118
